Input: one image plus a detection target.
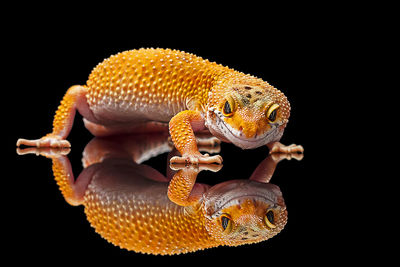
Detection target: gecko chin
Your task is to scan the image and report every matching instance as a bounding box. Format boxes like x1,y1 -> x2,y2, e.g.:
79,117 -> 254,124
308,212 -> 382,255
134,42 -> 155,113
209,113 -> 281,149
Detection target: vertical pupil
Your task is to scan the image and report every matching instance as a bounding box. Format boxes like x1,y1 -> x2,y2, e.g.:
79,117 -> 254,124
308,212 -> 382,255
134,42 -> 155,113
269,110 -> 277,121
221,216 -> 230,230
266,210 -> 274,224
224,101 -> 232,114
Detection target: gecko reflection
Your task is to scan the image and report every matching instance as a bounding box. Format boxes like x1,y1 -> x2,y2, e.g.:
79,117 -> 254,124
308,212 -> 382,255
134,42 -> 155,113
17,133 -> 302,255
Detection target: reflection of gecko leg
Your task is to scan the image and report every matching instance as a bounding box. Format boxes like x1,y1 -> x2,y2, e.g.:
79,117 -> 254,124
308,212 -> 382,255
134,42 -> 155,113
25,149 -> 98,206
160,132 -> 228,194
167,164 -> 222,206
249,152 -> 304,183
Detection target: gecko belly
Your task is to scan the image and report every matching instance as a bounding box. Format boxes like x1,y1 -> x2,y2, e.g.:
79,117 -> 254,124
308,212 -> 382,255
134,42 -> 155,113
88,97 -> 177,125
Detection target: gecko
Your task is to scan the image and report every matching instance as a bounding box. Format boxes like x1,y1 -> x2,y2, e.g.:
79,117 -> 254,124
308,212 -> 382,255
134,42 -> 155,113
17,48 -> 303,164
18,133 -> 298,255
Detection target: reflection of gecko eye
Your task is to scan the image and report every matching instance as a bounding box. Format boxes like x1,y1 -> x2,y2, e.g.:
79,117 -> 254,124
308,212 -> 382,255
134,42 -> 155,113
266,104 -> 279,122
221,215 -> 232,232
264,210 -> 276,229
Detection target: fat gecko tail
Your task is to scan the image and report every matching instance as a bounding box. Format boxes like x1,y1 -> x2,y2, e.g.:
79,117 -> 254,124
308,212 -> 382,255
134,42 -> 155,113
17,85 -> 88,148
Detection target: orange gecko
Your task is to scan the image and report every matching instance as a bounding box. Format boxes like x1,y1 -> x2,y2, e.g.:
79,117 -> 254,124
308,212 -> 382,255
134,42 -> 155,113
17,48 -> 303,164
17,133 -> 300,255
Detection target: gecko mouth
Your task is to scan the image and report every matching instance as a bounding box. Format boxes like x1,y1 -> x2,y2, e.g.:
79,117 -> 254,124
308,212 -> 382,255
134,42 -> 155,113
212,111 -> 278,149
217,195 -> 275,211
203,180 -> 283,219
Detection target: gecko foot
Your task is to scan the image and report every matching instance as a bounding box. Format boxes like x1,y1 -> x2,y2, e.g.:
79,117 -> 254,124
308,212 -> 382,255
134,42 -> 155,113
170,153 -> 223,166
17,136 -> 71,148
169,162 -> 223,172
268,142 -> 304,154
16,147 -> 70,158
270,152 -> 304,162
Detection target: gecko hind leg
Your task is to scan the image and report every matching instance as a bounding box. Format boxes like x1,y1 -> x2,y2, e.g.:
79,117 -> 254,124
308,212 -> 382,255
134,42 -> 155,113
17,85 -> 94,148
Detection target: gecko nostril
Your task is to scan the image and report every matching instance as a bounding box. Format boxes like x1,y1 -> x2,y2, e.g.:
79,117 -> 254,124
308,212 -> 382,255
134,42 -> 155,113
239,126 -> 243,132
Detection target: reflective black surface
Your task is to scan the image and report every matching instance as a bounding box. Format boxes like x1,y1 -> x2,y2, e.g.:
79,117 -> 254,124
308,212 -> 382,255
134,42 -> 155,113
13,133 -> 310,255
6,28 -> 361,264
16,133 -> 301,255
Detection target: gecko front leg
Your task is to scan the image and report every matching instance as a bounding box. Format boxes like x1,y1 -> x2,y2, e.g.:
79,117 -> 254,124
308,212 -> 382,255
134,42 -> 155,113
169,110 -> 222,165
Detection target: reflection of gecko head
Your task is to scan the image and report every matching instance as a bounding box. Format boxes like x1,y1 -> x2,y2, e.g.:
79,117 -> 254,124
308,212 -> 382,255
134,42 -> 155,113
203,180 -> 287,246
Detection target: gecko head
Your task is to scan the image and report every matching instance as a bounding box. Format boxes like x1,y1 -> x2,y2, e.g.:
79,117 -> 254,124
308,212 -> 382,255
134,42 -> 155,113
206,83 -> 290,149
203,180 -> 287,246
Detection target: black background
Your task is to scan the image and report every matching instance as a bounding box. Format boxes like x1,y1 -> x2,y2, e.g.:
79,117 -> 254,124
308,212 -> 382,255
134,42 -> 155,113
4,7 -> 372,265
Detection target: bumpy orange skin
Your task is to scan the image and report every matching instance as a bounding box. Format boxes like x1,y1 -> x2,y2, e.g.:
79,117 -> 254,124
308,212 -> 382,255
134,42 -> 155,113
207,78 -> 290,139
86,48 -> 229,123
17,48 -> 300,159
16,49 -> 298,254
49,154 -> 287,255
84,185 -> 214,255
84,48 -> 292,159
35,132 -> 289,255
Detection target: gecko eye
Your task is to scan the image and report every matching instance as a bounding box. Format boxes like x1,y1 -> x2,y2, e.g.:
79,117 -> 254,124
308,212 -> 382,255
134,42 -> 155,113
223,101 -> 233,116
269,110 -> 277,122
266,104 -> 279,122
264,210 -> 276,229
221,215 -> 232,232
222,97 -> 236,117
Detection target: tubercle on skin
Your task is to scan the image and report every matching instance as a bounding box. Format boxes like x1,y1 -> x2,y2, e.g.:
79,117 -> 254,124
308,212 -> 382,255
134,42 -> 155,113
17,48 -> 292,156
89,49 -> 289,149
16,49 -> 297,254
86,48 -> 233,115
86,48 -> 288,119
